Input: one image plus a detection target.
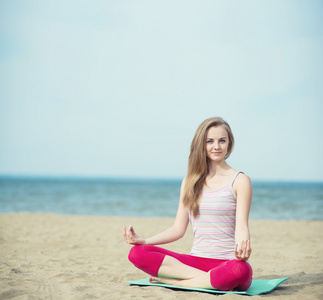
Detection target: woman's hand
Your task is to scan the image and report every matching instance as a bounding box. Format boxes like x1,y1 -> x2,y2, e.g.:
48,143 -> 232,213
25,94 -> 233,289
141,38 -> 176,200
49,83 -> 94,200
234,240 -> 252,261
123,225 -> 146,245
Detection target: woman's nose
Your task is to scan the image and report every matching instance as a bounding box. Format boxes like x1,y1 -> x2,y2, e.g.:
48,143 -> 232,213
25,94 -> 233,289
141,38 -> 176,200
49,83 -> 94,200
213,142 -> 220,149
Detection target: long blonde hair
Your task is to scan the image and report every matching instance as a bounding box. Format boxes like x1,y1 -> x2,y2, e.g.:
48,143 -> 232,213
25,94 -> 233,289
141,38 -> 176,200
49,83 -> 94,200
183,117 -> 234,218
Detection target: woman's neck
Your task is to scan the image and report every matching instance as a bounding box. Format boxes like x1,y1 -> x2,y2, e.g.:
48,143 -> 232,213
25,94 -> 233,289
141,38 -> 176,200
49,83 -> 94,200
207,161 -> 232,177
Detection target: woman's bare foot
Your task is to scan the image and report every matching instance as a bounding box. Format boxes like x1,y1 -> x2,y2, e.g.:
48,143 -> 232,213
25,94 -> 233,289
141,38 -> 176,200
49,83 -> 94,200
150,277 -> 184,286
149,273 -> 214,289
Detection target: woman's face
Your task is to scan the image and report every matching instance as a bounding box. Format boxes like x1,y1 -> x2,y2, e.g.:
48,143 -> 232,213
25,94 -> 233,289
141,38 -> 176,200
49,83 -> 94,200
205,126 -> 229,162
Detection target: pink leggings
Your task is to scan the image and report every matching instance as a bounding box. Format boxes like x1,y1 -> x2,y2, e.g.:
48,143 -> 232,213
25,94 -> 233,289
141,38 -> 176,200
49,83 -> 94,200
128,245 -> 252,291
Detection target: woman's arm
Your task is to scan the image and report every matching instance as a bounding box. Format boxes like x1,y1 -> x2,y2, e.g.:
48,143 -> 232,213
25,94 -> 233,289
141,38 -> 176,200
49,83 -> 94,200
123,178 -> 189,246
233,173 -> 252,261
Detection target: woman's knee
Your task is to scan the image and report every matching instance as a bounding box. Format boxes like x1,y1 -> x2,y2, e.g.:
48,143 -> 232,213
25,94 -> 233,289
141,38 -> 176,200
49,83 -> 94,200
210,260 -> 253,291
233,260 -> 252,290
128,245 -> 145,265
229,259 -> 252,277
127,245 -> 165,277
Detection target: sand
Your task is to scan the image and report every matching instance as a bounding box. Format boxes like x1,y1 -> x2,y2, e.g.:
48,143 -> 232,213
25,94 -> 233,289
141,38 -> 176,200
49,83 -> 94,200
0,213 -> 322,300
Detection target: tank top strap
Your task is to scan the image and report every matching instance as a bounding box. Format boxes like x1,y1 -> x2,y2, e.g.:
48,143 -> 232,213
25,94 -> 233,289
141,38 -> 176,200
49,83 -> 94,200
230,171 -> 243,187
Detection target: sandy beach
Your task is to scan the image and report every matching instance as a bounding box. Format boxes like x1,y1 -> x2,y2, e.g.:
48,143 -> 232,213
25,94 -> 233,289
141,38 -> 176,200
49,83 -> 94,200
0,213 -> 322,299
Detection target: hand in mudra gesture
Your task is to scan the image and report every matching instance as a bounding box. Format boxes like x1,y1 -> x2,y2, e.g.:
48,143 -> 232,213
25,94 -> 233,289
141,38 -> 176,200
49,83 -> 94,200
123,225 -> 146,245
234,240 -> 252,261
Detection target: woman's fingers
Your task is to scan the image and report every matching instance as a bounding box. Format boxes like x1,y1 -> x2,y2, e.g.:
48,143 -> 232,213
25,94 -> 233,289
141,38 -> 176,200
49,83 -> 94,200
238,240 -> 244,254
235,240 -> 251,261
123,225 -> 128,241
241,240 -> 246,254
129,225 -> 136,236
243,240 -> 251,260
127,227 -> 133,242
239,241 -> 246,259
234,243 -> 238,255
241,240 -> 247,257
123,225 -> 145,245
124,225 -> 139,244
234,242 -> 242,258
246,240 -> 252,256
123,225 -> 133,244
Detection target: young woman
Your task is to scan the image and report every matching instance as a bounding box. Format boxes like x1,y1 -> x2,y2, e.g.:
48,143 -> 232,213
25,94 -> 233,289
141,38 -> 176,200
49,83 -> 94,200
123,117 -> 253,291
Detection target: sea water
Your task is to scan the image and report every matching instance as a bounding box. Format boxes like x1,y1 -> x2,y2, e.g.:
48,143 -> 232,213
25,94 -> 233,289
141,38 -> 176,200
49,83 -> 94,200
0,177 -> 322,220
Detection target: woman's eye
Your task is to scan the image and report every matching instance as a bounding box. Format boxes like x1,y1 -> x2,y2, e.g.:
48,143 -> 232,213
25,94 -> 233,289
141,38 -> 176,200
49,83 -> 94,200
207,140 -> 213,143
220,139 -> 226,143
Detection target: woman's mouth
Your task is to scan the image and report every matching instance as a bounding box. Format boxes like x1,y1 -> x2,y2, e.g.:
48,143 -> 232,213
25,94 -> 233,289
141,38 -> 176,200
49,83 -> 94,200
212,152 -> 221,155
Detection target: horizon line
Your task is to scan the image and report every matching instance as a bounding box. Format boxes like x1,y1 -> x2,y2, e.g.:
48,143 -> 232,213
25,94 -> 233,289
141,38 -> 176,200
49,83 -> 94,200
0,174 -> 322,184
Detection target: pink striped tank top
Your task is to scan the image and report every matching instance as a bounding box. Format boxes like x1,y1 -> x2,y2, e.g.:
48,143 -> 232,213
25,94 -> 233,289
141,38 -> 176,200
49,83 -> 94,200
189,172 -> 241,260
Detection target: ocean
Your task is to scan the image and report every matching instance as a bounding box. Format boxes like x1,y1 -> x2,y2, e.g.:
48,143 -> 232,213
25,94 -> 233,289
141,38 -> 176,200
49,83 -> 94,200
0,177 -> 322,220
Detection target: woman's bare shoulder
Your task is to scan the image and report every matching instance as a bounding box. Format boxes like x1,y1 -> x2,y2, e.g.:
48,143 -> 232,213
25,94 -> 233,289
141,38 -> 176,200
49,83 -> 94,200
235,173 -> 252,189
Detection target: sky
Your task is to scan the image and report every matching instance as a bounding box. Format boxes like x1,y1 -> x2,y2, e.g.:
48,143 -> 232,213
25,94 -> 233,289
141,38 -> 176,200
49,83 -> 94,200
0,0 -> 322,182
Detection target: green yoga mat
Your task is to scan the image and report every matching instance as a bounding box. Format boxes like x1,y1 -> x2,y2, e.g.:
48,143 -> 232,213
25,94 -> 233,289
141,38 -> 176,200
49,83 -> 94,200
126,277 -> 289,296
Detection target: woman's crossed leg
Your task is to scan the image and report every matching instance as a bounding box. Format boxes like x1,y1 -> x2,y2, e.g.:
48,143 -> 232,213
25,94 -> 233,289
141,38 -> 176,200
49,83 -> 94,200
128,245 -> 252,291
